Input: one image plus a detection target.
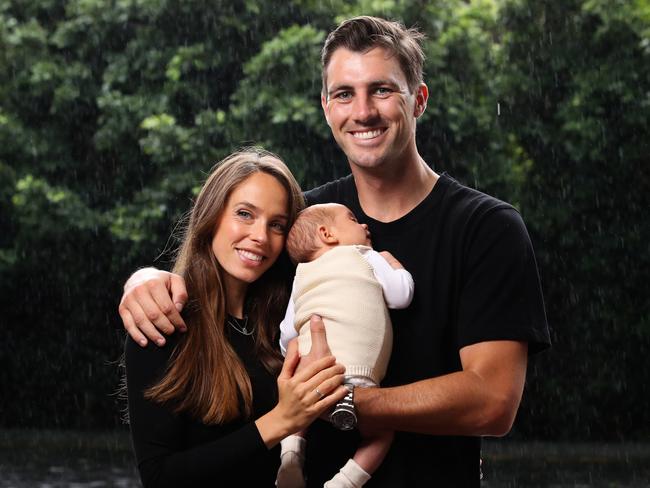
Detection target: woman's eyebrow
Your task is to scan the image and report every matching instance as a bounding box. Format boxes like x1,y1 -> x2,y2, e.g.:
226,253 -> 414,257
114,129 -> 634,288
234,201 -> 289,219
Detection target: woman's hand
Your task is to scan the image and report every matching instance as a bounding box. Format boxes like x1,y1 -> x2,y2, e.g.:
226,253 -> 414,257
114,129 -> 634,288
256,339 -> 348,448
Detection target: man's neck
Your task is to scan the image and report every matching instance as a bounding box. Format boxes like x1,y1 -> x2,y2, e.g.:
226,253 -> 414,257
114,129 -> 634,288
352,155 -> 439,223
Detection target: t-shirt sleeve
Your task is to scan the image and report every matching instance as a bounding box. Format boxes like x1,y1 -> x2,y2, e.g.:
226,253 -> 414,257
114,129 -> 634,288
279,279 -> 298,356
456,208 -> 550,355
363,248 -> 415,309
125,337 -> 269,487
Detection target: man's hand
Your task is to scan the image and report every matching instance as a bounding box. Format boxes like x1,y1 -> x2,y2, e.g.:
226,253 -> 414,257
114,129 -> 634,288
296,315 -> 333,372
295,315 -> 338,422
118,268 -> 188,347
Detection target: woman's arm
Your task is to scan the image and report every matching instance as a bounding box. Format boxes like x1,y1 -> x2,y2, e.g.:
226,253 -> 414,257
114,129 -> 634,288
125,336 -> 347,487
125,336 -> 272,486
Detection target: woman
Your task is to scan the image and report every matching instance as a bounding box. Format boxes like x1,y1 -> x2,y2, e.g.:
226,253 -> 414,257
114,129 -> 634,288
125,148 -> 348,487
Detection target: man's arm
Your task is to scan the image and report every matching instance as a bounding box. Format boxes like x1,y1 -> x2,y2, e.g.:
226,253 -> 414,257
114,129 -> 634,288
118,268 -> 188,347
302,317 -> 527,436
355,340 -> 528,437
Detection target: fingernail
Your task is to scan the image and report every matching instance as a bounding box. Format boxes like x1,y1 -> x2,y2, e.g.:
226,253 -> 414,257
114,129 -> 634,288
139,339 -> 147,347
175,302 -> 183,312
156,338 -> 165,346
180,326 -> 187,333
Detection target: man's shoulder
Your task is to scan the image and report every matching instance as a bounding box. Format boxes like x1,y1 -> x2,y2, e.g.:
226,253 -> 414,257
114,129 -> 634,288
304,174 -> 355,206
439,173 -> 518,220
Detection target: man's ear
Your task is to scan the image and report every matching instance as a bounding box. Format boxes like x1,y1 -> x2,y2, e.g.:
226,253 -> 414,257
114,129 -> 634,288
317,224 -> 338,244
413,83 -> 429,118
321,93 -> 331,127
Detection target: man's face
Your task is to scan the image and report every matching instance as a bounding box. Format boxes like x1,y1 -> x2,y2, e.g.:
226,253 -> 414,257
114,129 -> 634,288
321,47 -> 427,173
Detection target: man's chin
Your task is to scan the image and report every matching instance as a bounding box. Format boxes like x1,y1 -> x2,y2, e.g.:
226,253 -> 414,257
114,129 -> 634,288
347,153 -> 387,170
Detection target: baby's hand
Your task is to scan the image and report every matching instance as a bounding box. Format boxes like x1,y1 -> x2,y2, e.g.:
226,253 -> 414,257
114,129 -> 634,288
379,251 -> 404,270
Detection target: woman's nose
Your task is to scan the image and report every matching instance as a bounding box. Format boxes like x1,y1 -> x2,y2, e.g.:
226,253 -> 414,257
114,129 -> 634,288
250,221 -> 269,244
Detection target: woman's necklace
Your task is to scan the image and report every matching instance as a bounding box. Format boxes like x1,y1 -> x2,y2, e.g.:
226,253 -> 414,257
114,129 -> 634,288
227,315 -> 254,336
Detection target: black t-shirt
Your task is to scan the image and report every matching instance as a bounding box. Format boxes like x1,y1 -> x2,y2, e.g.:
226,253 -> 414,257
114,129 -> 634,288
125,320 -> 280,487
303,173 -> 550,487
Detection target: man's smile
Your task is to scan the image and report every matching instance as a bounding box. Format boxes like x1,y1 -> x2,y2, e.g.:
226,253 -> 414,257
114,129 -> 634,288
349,128 -> 387,140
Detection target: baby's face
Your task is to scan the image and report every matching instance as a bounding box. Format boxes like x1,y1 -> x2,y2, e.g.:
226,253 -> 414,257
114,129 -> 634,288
329,204 -> 371,246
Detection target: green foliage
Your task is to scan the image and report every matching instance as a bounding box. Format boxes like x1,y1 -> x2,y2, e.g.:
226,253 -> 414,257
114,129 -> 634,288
497,0 -> 650,440
0,0 -> 647,440
231,24 -> 342,187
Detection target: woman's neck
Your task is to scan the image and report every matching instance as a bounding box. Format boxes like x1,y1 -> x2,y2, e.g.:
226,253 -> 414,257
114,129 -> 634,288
224,277 -> 247,319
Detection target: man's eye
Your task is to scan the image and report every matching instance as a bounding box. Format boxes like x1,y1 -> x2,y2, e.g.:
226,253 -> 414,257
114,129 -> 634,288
375,87 -> 392,96
334,91 -> 352,100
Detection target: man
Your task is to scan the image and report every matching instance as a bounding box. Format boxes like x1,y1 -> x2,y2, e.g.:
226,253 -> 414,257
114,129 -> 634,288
119,16 -> 550,486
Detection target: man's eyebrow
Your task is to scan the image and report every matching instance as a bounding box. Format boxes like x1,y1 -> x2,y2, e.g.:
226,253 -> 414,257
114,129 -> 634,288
369,79 -> 400,87
327,83 -> 353,96
327,79 -> 401,96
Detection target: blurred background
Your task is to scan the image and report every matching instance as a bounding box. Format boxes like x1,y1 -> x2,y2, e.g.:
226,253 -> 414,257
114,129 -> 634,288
1,0 -> 648,486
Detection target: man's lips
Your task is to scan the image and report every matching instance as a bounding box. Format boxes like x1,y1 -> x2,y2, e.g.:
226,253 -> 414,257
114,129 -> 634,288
348,128 -> 387,140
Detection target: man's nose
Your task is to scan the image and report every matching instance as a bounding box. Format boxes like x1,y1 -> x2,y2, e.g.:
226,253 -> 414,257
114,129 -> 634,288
352,94 -> 379,122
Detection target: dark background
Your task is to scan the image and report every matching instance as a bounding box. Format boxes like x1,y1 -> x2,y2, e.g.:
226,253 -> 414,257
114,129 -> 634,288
1,0 -> 648,442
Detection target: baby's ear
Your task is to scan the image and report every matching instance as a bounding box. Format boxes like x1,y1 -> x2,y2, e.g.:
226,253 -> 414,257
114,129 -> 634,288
317,224 -> 338,244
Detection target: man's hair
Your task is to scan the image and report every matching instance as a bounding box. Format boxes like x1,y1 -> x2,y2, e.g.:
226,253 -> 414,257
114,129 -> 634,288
321,16 -> 426,95
286,205 -> 336,264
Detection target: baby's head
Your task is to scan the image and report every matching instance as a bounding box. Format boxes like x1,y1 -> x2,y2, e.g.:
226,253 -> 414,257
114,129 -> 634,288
286,203 -> 370,263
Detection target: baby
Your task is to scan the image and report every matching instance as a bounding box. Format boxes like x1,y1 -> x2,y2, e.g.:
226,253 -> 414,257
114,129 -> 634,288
277,203 -> 414,488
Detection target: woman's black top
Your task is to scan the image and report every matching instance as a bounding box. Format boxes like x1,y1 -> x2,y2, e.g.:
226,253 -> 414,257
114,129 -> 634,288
125,318 -> 280,487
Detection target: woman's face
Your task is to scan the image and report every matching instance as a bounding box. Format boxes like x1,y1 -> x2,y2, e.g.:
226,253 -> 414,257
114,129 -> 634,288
211,171 -> 289,292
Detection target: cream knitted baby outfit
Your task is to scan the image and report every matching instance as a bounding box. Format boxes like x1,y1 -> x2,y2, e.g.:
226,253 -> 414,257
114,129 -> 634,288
293,245 -> 392,384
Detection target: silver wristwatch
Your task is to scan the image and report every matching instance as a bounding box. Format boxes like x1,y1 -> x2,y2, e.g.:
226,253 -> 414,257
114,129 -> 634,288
330,384 -> 356,430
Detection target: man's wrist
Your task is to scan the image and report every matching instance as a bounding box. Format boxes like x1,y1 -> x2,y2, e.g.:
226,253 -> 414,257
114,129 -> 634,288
124,267 -> 165,291
352,385 -> 382,432
330,384 -> 356,430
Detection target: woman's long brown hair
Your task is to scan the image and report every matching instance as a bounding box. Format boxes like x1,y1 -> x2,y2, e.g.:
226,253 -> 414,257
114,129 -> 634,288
145,148 -> 304,424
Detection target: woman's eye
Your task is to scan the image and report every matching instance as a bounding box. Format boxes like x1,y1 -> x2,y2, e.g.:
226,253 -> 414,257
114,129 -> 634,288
236,209 -> 252,219
270,222 -> 287,233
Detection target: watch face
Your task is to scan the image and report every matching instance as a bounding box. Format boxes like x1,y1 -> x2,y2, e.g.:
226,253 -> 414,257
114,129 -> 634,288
331,409 -> 357,431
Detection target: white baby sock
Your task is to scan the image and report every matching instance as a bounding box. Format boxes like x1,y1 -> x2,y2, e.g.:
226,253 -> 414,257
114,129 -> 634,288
323,458 -> 371,488
276,435 -> 306,488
